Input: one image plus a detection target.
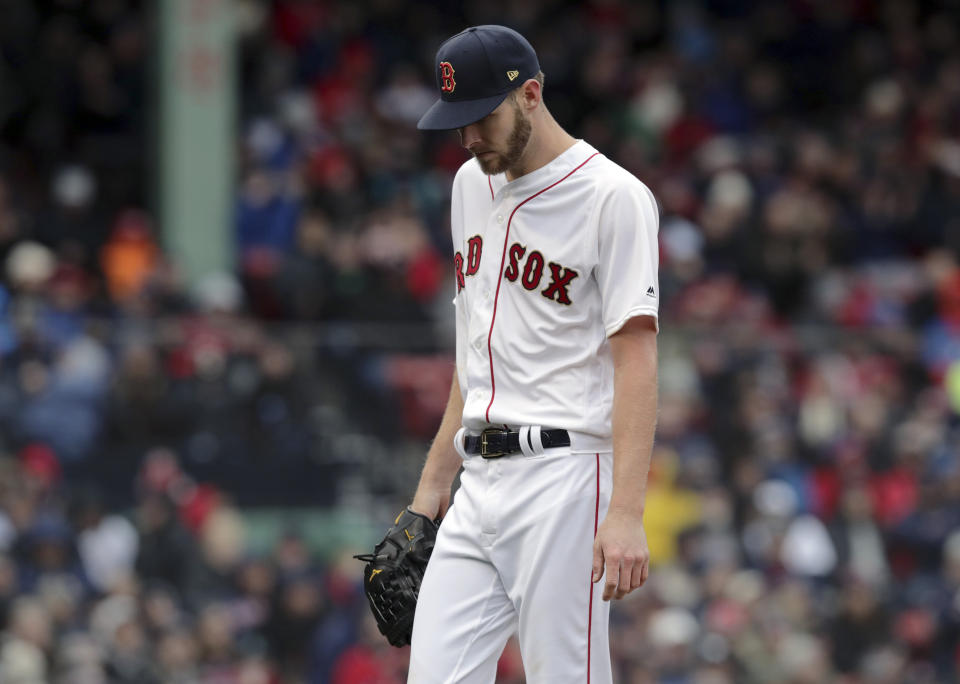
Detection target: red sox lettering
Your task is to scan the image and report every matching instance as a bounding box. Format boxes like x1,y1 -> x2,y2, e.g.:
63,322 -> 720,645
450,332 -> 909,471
541,262 -> 579,305
520,250 -> 544,290
454,252 -> 465,292
455,237 -> 579,304
465,236 -> 482,275
503,243 -> 526,281
454,235 -> 482,293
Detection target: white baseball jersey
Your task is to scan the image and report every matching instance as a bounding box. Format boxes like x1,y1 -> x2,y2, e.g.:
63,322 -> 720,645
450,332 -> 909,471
408,140 -> 659,684
450,139 -> 659,448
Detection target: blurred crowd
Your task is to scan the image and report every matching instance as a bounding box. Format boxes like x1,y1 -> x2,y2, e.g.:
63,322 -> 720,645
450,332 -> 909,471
0,446 -> 412,684
0,0 -> 959,682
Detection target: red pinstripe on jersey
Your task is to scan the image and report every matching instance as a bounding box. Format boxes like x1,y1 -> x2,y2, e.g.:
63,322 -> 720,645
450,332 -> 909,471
488,175 -> 494,200
484,152 -> 599,422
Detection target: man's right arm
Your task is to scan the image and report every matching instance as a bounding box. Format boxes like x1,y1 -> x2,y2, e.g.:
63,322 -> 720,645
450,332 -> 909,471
412,162 -> 473,521
410,373 -> 464,520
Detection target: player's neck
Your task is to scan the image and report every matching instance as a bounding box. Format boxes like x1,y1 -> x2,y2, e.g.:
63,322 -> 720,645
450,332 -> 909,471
505,116 -> 577,182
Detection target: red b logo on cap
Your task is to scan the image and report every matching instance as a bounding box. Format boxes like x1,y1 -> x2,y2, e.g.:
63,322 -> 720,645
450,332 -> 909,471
439,62 -> 456,93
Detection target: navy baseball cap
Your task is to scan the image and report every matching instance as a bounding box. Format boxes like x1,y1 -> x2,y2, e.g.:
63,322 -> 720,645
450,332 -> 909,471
417,25 -> 540,131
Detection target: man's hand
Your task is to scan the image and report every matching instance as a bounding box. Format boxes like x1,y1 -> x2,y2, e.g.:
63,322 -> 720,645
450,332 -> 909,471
592,508 -> 650,601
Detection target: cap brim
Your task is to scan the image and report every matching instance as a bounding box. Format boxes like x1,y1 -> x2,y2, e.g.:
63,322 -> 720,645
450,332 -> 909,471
416,91 -> 511,130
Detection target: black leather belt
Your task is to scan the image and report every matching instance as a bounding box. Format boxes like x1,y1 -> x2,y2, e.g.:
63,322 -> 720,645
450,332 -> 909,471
463,428 -> 570,458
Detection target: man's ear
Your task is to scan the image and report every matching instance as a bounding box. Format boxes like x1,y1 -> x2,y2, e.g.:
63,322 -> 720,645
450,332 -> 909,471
518,79 -> 542,112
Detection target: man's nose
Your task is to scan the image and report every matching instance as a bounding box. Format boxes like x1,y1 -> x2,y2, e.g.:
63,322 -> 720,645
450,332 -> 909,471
460,123 -> 481,150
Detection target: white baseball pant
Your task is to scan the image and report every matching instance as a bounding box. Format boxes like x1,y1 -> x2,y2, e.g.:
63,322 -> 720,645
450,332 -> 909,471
408,429 -> 613,683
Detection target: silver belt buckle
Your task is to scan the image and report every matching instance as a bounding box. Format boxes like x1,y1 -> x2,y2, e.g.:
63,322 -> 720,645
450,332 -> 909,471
480,429 -> 507,458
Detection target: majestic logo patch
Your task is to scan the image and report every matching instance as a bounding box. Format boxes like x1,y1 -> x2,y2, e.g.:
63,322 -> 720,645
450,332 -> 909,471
646,286 -> 656,297
507,70 -> 519,81
439,62 -> 456,93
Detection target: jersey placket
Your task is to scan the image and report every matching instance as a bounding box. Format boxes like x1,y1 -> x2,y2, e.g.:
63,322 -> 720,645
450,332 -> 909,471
481,187 -> 515,425
478,188 -> 512,541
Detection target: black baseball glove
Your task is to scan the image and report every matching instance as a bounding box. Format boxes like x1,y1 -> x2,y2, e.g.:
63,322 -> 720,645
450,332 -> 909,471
354,507 -> 439,647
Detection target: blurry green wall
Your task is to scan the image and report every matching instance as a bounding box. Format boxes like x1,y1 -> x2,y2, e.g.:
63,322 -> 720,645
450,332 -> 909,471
158,0 -> 235,286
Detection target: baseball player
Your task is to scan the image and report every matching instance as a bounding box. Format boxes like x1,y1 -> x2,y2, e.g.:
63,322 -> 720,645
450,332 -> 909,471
410,25 -> 659,683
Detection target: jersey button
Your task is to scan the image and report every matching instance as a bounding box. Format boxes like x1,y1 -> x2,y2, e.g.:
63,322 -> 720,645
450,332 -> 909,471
496,215 -> 503,223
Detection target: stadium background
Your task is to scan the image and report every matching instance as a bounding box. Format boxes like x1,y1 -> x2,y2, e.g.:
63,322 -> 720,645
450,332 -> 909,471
0,0 -> 959,682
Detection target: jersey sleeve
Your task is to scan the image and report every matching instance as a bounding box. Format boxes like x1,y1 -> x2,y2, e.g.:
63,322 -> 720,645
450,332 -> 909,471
450,162 -> 470,398
595,178 -> 660,336
448,165 -> 466,306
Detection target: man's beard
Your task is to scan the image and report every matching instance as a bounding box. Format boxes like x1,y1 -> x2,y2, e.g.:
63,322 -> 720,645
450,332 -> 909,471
475,104 -> 532,176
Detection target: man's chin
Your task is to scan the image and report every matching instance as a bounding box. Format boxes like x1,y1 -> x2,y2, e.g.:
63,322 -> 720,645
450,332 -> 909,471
477,157 -> 503,176
476,157 -> 505,175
